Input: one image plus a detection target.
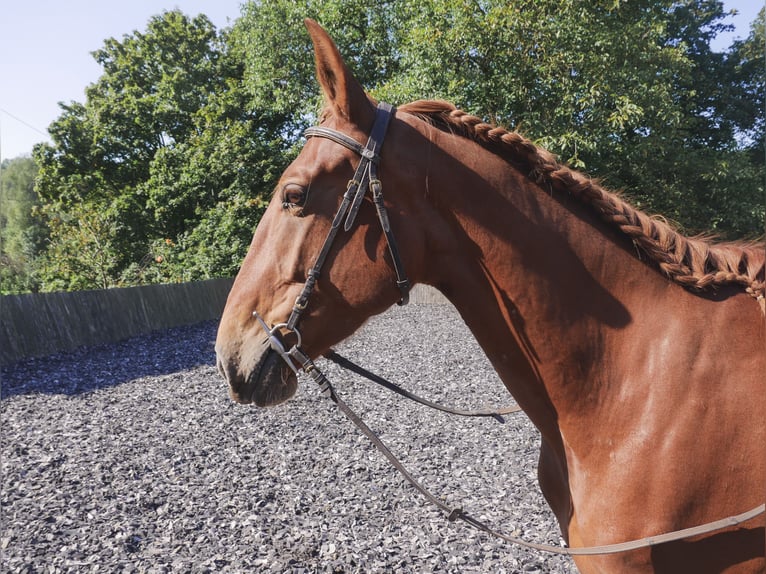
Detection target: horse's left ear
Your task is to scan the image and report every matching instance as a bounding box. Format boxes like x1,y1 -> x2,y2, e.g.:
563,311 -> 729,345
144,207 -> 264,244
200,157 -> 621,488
304,18 -> 375,128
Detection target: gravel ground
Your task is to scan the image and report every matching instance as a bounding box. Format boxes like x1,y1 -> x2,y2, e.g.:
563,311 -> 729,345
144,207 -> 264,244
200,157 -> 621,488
1,303 -> 577,573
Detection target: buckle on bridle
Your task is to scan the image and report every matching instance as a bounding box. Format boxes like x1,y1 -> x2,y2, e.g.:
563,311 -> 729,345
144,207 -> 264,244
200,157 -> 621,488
252,311 -> 303,376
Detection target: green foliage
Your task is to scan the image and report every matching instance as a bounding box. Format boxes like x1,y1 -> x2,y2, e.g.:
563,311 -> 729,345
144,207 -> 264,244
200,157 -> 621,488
35,200 -> 122,291
728,8 -> 765,150
0,157 -> 44,294
33,10 -> 290,291
19,2 -> 765,294
233,0 -> 403,121
237,0 -> 764,238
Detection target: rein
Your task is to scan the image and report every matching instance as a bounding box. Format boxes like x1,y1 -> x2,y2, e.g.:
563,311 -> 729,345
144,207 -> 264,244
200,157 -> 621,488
257,335 -> 766,557
323,349 -> 522,420
251,102 -> 765,556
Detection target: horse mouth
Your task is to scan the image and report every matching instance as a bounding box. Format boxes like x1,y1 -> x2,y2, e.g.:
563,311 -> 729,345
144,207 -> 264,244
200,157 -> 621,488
226,346 -> 298,407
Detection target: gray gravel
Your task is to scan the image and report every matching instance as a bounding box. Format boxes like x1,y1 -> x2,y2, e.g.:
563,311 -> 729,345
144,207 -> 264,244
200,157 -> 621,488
1,303 -> 577,573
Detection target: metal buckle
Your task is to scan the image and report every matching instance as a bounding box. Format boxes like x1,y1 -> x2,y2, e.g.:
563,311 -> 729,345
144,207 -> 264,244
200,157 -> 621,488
252,311 -> 302,375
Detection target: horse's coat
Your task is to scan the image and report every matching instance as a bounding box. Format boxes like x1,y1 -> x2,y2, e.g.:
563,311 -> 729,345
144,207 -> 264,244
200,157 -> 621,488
215,20 -> 765,573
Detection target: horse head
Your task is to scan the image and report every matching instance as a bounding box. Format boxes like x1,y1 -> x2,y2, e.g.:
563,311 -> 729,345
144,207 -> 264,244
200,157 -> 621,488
215,20 -> 427,406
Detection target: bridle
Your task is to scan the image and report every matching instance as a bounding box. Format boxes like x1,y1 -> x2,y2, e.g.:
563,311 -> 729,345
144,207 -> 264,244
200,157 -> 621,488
250,102 -> 765,557
252,101 -> 409,377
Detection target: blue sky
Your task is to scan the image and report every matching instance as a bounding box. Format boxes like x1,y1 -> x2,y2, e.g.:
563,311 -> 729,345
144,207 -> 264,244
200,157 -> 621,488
0,0 -> 762,161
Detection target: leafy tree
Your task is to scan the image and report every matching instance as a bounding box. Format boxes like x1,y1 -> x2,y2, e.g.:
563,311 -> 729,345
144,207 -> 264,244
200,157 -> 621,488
0,157 -> 44,293
236,0 -> 763,238
232,0 -> 404,129
731,8 -> 765,149
35,200 -> 122,291
26,1 -> 763,293
724,7 -> 765,236
33,10 -> 288,290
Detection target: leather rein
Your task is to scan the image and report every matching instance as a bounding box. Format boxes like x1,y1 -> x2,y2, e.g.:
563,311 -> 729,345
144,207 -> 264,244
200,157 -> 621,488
251,102 -> 765,556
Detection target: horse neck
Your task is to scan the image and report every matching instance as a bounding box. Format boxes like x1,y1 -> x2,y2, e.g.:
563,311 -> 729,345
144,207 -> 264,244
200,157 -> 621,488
412,131 -> 640,441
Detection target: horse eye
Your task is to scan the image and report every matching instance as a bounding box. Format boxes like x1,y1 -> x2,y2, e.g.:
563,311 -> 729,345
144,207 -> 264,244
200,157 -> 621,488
282,185 -> 306,209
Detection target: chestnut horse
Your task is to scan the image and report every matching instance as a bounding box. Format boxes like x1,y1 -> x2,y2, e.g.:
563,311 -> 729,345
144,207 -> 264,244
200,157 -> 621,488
216,20 -> 765,573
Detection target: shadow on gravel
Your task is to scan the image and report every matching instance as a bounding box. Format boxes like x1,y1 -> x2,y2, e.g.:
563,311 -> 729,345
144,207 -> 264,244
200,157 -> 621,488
0,321 -> 219,398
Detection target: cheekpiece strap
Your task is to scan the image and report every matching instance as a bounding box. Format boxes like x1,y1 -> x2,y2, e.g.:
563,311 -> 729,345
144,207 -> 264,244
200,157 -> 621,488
294,102 -> 409,319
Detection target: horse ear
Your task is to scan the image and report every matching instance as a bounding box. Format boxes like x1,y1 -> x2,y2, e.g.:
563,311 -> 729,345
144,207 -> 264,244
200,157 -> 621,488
304,18 -> 375,127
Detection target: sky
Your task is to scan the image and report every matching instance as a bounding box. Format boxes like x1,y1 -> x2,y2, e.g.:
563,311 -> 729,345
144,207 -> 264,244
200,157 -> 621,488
0,0 -> 763,162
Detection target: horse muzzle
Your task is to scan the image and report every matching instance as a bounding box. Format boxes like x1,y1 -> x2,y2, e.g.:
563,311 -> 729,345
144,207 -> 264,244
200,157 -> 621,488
216,337 -> 298,407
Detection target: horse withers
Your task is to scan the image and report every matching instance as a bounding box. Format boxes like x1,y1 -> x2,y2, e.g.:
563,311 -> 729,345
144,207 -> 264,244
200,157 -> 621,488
215,19 -> 765,574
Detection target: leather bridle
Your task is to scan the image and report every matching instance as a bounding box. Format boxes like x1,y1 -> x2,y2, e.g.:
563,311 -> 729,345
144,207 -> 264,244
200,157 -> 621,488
250,101 -> 765,556
252,102 -> 408,377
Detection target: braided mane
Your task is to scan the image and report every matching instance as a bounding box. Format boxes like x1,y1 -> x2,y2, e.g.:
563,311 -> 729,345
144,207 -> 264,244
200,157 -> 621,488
399,99 -> 765,301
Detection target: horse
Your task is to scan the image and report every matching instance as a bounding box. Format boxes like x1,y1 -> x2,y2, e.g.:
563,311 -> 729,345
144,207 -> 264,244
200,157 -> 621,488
215,19 -> 765,573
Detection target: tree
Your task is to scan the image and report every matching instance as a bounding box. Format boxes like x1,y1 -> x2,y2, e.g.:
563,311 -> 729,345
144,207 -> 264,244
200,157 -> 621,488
236,0 -> 763,238
33,10 -> 289,290
35,200 -> 121,291
0,156 -> 44,293
233,0 -> 404,130
719,8 -> 766,237
27,1 -> 763,293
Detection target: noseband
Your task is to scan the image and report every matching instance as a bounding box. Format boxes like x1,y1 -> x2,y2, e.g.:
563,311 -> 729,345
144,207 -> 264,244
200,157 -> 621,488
253,102 -> 409,376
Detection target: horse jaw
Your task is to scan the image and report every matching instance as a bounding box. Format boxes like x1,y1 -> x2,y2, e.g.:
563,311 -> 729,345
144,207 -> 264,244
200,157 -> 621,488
216,337 -> 298,407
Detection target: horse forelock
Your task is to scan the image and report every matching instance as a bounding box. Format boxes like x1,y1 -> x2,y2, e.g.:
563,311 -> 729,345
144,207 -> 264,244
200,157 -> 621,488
398,99 -> 765,300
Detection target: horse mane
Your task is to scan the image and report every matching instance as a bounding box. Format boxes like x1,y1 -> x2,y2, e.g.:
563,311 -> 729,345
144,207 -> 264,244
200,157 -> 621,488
399,99 -> 765,301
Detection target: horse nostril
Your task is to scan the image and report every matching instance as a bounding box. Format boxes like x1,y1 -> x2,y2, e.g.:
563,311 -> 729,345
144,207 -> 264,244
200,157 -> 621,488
216,353 -> 238,386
